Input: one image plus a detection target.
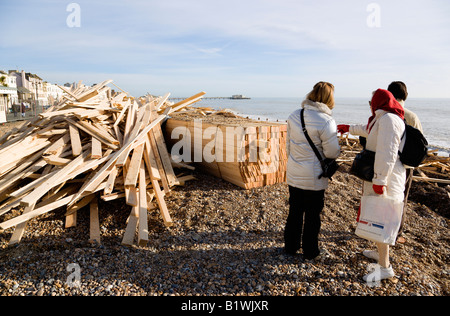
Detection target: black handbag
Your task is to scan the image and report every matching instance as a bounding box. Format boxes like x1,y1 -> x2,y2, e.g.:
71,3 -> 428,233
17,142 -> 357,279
350,149 -> 375,182
300,109 -> 340,180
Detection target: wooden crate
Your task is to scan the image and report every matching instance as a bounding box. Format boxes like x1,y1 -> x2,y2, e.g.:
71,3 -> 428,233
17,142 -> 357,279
164,116 -> 287,189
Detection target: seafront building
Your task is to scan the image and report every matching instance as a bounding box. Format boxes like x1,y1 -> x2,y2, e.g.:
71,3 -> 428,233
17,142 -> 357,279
0,69 -> 64,122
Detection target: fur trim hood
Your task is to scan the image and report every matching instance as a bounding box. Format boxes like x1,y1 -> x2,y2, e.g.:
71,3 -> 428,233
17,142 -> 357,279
302,99 -> 333,116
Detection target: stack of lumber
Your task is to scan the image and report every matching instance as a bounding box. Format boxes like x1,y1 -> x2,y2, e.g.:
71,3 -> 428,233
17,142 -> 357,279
0,79 -> 205,246
412,152 -> 450,185
338,134 -> 450,185
164,113 -> 287,189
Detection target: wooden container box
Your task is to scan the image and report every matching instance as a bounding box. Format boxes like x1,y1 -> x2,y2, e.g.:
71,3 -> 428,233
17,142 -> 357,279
164,114 -> 287,189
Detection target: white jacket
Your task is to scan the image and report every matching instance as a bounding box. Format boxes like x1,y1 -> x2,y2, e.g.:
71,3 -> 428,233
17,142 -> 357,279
349,110 -> 406,200
286,100 -> 341,191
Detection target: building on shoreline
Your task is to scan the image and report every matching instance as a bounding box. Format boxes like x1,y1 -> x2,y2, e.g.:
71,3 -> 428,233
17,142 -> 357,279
0,71 -> 19,122
0,69 -> 64,120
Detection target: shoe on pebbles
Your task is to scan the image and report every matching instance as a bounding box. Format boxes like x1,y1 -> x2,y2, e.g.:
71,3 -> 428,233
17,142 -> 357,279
363,264 -> 395,282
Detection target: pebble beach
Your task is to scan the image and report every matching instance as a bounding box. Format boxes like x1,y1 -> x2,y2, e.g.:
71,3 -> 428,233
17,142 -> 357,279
0,120 -> 449,297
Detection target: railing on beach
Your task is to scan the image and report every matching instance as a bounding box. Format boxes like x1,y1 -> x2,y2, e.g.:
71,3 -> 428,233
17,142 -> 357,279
3,105 -> 47,123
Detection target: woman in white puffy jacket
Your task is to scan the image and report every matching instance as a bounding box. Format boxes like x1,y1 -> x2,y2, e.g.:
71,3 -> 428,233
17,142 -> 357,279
284,82 -> 340,260
338,89 -> 406,282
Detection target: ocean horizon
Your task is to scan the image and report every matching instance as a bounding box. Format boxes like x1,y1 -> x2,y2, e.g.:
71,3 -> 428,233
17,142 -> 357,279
192,97 -> 450,154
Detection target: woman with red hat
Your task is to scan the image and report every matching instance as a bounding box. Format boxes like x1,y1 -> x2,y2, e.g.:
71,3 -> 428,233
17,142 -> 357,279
338,89 -> 406,282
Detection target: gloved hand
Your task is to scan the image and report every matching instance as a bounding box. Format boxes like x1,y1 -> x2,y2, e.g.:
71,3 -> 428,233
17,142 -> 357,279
373,184 -> 385,195
337,124 -> 350,134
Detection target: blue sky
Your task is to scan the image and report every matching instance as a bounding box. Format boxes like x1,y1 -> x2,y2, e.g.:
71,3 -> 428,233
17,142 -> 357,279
1,0 -> 450,98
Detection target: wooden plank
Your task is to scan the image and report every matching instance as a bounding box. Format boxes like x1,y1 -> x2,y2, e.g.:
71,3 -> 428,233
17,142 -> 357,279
65,211 -> 77,228
103,165 -> 118,195
113,124 -> 123,147
75,109 -> 107,120
20,149 -> 90,207
9,171 -> 56,199
124,143 -> 145,187
69,124 -> 82,156
101,192 -> 126,202
152,119 -> 179,187
151,178 -> 173,227
122,157 -> 135,206
75,80 -> 112,103
65,193 -> 96,216
122,101 -> 135,144
154,92 -> 170,111
115,104 -> 146,167
44,155 -> 72,166
1,182 -> 110,232
0,199 -> 21,217
43,133 -> 71,156
65,117 -> 119,150
57,85 -> 80,100
67,151 -> 112,182
125,184 -> 138,207
38,185 -> 78,207
413,176 -> 450,184
38,108 -> 87,118
0,126 -> 36,154
36,128 -> 68,137
138,161 -> 149,246
91,136 -> 102,159
148,129 -> 170,193
0,194 -> 73,231
67,108 -> 169,208
8,203 -> 36,245
124,103 -> 148,144
168,92 -> 206,114
89,197 -> 101,244
113,98 -> 131,127
0,150 -> 47,194
143,135 -> 161,180
0,136 -> 52,172
121,206 -> 138,246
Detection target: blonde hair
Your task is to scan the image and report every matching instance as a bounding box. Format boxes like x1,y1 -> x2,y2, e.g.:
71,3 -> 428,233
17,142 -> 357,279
306,82 -> 335,109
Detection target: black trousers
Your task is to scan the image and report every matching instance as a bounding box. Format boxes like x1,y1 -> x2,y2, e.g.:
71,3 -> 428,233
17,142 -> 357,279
284,186 -> 325,259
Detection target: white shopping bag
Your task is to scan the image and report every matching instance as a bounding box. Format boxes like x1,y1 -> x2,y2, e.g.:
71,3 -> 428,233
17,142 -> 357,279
355,195 -> 404,246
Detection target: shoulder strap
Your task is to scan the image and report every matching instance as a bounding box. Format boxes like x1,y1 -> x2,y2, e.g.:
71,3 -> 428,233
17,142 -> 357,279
398,120 -> 407,156
401,119 -> 407,140
301,109 -> 324,163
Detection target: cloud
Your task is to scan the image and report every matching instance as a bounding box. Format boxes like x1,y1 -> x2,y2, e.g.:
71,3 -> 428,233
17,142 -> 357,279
195,47 -> 224,55
1,0 -> 450,97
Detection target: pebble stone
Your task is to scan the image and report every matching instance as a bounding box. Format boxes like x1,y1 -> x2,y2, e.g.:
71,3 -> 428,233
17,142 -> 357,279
0,159 -> 448,296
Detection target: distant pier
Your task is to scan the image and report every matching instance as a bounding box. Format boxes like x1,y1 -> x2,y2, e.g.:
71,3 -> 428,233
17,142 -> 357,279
169,95 -> 250,101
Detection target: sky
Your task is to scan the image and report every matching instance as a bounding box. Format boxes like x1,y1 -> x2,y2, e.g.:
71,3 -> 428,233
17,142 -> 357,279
1,0 -> 450,98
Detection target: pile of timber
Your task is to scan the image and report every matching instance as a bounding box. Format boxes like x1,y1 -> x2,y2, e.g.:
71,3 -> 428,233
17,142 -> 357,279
0,79 -> 205,247
338,134 -> 450,185
164,112 -> 287,189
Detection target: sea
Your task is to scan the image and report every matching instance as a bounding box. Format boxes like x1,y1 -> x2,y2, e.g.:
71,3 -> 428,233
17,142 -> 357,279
193,97 -> 450,156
